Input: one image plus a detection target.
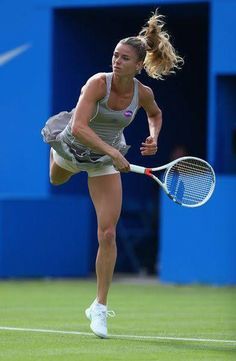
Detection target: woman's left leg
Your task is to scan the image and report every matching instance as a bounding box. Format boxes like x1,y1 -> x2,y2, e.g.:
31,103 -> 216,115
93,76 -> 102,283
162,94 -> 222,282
88,173 -> 122,306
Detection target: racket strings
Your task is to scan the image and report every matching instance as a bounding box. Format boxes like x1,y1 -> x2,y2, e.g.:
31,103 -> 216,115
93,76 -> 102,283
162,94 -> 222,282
165,159 -> 215,206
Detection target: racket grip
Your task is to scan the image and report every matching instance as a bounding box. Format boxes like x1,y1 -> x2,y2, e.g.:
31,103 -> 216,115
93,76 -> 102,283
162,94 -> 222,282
129,164 -> 146,174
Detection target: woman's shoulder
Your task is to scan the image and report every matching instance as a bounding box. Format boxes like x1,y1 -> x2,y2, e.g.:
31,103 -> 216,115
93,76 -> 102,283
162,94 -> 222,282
82,73 -> 108,98
136,79 -> 155,105
86,72 -> 110,87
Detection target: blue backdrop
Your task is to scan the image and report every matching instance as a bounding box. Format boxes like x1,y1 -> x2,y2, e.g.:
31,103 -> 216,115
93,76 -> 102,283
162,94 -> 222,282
0,0 -> 235,283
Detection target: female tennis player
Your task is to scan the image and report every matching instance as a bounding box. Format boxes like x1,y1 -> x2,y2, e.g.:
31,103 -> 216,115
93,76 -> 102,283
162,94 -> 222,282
42,9 -> 183,338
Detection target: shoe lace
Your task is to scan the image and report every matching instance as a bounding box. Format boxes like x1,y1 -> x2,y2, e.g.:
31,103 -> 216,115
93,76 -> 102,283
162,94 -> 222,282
107,310 -> 116,318
93,309 -> 116,326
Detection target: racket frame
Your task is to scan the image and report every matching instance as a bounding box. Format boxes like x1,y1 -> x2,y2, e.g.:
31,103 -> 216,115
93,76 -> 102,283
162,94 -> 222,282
129,156 -> 216,207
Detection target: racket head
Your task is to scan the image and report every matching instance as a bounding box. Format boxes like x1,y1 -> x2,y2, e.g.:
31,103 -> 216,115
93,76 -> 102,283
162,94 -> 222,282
163,156 -> 216,207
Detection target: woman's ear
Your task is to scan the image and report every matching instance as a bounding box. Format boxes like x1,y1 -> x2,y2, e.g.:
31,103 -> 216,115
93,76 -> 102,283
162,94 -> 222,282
139,60 -> 144,68
136,62 -> 143,74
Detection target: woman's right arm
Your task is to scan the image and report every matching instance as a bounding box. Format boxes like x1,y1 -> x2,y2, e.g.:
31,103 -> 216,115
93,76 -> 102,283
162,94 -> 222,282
71,74 -> 130,171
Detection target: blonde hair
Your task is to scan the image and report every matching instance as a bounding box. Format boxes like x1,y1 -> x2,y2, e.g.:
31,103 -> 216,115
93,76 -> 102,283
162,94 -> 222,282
120,9 -> 184,79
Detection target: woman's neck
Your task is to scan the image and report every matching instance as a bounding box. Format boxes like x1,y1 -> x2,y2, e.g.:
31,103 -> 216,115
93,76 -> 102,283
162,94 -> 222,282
111,73 -> 134,94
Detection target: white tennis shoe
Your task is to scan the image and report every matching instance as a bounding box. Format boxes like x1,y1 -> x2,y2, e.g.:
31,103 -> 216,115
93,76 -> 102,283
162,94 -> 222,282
85,299 -> 115,338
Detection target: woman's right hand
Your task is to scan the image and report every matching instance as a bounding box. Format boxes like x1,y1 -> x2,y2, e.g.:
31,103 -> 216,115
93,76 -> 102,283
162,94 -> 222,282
111,149 -> 130,172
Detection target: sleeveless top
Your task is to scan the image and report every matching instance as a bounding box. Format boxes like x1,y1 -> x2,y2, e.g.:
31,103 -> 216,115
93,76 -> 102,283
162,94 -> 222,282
41,72 -> 139,164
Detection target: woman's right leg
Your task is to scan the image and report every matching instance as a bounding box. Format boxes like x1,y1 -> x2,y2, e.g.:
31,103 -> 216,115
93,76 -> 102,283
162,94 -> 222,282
88,173 -> 122,305
85,172 -> 122,338
49,148 -> 74,185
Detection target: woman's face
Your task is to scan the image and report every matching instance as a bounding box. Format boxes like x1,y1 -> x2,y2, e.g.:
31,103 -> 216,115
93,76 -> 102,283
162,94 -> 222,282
112,43 -> 142,77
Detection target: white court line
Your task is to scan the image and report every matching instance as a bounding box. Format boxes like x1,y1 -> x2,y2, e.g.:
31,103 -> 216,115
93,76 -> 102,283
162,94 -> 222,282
0,326 -> 236,345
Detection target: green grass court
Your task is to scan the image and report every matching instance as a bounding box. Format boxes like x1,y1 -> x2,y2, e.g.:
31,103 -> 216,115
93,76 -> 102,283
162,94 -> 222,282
0,279 -> 235,360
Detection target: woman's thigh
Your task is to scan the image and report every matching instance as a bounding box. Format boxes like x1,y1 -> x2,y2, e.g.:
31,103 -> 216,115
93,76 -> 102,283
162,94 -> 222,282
50,148 -> 74,184
88,173 -> 122,229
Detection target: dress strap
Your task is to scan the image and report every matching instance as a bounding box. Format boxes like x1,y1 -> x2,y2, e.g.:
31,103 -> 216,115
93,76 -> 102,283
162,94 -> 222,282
104,72 -> 113,100
128,77 -> 139,111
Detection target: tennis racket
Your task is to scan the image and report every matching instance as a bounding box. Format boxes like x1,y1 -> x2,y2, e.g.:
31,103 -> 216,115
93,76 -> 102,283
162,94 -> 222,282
130,156 -> 216,207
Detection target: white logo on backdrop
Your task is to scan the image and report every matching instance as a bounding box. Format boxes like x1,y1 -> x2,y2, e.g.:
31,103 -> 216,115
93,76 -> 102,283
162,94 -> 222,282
0,43 -> 31,66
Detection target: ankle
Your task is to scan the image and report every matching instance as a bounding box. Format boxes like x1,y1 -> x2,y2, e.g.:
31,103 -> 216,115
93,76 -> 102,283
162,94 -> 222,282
97,298 -> 107,306
96,297 -> 107,307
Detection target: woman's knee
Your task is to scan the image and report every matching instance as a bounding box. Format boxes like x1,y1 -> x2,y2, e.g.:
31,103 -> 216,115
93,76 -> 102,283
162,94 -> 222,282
49,169 -> 72,185
98,227 -> 116,246
50,175 -> 66,186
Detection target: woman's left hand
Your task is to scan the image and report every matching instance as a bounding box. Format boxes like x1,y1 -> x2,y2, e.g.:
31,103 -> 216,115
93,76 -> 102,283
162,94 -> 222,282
140,136 -> 158,156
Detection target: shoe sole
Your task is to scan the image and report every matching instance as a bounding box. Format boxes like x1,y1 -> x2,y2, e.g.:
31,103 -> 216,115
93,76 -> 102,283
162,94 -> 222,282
85,308 -> 108,339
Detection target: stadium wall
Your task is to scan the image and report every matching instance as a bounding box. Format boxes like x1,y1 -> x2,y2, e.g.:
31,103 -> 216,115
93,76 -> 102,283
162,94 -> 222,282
0,0 -> 235,283
159,176 -> 236,285
159,0 -> 236,284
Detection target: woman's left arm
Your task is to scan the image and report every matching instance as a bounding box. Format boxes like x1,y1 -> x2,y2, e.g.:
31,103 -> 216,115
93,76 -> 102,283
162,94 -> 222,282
139,85 -> 162,156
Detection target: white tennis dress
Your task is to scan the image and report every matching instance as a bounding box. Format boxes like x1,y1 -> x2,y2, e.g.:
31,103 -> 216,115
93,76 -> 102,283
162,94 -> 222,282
41,73 -> 139,176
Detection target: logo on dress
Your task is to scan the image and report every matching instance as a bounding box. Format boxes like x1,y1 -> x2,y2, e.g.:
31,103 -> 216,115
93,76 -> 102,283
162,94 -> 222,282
124,110 -> 133,118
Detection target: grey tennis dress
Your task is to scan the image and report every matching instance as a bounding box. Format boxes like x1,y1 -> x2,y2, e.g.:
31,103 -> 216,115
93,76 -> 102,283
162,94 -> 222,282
41,72 -> 139,174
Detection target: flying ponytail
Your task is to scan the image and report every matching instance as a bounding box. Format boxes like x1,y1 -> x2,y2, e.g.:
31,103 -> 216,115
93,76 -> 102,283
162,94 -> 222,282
138,10 -> 184,79
120,9 -> 184,79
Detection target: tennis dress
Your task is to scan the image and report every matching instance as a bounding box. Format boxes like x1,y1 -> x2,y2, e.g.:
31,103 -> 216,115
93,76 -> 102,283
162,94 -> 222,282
41,72 -> 139,171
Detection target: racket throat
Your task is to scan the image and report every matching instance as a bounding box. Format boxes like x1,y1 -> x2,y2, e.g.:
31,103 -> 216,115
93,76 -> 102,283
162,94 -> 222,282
144,168 -> 152,176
